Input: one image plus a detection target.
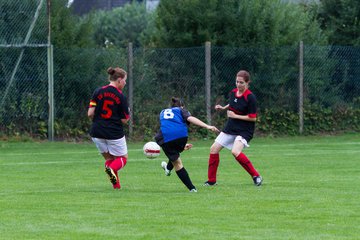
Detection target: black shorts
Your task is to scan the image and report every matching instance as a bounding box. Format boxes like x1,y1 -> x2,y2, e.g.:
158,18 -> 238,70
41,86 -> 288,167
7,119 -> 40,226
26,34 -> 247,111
161,137 -> 188,162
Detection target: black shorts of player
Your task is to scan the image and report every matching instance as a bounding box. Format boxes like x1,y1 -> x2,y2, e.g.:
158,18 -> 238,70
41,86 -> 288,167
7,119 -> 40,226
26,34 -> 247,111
161,137 -> 188,162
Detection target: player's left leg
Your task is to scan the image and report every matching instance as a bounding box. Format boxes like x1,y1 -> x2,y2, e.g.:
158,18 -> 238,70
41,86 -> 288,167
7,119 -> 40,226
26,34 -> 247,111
173,158 -> 197,192
231,140 -> 262,186
108,156 -> 127,189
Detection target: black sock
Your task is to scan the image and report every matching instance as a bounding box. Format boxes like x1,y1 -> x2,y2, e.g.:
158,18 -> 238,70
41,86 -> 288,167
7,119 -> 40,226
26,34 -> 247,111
167,161 -> 174,171
176,167 -> 195,190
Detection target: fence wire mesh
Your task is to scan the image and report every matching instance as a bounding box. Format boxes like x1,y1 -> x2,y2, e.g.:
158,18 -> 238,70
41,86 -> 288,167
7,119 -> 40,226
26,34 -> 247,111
1,44 -> 359,140
1,0 -> 359,140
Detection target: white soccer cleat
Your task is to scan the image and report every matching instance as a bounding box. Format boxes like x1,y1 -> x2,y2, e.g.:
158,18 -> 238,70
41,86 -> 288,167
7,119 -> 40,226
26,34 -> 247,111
189,188 -> 198,193
161,161 -> 171,176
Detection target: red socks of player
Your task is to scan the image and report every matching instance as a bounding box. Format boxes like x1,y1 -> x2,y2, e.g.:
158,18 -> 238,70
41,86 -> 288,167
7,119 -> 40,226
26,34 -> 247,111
207,153 -> 220,183
109,157 -> 127,172
235,153 -> 259,177
105,157 -> 127,189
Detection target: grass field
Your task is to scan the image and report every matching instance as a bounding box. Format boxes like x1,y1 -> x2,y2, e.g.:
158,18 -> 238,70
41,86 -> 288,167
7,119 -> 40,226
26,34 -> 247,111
1,134 -> 359,239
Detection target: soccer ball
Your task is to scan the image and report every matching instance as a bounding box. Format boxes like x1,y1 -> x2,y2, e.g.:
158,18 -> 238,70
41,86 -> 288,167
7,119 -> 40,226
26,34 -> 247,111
143,141 -> 161,159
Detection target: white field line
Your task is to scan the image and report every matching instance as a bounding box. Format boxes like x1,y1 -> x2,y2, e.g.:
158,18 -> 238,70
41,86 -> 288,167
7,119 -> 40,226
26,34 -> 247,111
1,150 -> 359,166
1,141 -> 359,165
1,140 -> 359,156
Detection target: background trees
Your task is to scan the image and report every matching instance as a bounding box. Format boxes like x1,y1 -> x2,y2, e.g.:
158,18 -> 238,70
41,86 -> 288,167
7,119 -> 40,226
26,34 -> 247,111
154,0 -> 327,47
1,0 -> 359,139
91,2 -> 156,48
316,0 -> 360,46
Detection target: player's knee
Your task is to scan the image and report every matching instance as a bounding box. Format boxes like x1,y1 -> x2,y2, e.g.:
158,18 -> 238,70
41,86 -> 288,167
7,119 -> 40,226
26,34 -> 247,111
172,159 -> 183,170
231,149 -> 240,157
210,145 -> 220,154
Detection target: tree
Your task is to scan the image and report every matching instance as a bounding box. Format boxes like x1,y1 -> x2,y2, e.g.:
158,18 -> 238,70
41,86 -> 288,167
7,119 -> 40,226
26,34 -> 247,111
317,0 -> 360,46
91,2 -> 156,48
316,0 -> 360,104
51,0 -> 95,47
154,0 -> 326,48
0,0 -> 48,44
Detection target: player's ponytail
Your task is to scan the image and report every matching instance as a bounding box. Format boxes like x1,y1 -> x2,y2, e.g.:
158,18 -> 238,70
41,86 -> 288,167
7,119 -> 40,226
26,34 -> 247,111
171,97 -> 185,108
107,67 -> 127,81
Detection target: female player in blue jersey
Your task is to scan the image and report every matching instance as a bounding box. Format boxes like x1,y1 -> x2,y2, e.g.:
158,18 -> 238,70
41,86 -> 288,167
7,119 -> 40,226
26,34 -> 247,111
204,70 -> 263,187
88,67 -> 130,189
155,97 -> 219,192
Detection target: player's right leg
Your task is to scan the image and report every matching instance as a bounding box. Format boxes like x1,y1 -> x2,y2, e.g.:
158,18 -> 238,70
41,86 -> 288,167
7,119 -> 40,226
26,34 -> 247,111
205,141 -> 224,186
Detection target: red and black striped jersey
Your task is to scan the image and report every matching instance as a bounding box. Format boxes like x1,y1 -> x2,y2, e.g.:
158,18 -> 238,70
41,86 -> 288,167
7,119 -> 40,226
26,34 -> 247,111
89,85 -> 130,139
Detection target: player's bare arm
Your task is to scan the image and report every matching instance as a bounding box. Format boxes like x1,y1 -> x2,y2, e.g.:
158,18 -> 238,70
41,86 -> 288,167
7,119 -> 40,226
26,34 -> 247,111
227,110 -> 256,122
187,116 -> 220,132
121,118 -> 130,124
215,104 -> 229,111
87,107 -> 95,119
184,143 -> 193,150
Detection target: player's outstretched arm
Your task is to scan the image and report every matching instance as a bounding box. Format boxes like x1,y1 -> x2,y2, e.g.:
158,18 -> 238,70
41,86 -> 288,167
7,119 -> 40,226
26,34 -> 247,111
187,116 -> 220,133
215,104 -> 229,111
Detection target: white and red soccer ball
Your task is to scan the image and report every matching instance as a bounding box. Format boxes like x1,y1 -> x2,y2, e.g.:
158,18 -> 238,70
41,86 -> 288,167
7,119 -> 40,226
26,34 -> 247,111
143,141 -> 161,159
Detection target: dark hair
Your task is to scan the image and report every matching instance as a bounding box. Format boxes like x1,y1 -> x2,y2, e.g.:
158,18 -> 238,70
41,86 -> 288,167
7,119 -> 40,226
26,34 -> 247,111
107,67 -> 127,81
171,97 -> 185,107
236,70 -> 251,83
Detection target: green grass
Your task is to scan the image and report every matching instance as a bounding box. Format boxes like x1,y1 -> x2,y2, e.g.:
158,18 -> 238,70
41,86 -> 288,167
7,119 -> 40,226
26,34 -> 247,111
1,134 -> 360,239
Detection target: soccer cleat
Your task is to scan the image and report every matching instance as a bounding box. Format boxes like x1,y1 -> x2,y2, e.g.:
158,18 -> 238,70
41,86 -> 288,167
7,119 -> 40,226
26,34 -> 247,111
189,188 -> 198,193
253,176 -> 263,186
105,166 -> 118,185
203,181 -> 217,186
161,161 -> 171,176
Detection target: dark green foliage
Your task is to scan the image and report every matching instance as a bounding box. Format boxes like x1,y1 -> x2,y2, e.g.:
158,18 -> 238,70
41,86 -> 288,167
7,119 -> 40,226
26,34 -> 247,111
0,0 -> 47,44
154,0 -> 326,47
255,103 -> 360,135
2,0 -> 360,140
92,2 -> 156,48
317,0 -> 360,46
51,0 -> 95,48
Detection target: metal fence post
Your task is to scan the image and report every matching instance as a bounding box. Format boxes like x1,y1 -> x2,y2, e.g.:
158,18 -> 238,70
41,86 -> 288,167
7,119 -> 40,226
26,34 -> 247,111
47,44 -> 54,141
299,41 -> 304,134
205,41 -> 211,125
127,42 -> 134,138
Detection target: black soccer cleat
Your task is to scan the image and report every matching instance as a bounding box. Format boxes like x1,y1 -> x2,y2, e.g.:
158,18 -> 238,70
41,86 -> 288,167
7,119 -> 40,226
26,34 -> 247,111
105,167 -> 117,185
253,176 -> 263,186
203,181 -> 217,186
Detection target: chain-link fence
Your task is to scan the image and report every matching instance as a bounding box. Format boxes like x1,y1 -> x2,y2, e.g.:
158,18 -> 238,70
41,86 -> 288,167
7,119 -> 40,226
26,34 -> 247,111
1,43 -> 359,140
0,0 -> 49,138
1,1 -> 359,140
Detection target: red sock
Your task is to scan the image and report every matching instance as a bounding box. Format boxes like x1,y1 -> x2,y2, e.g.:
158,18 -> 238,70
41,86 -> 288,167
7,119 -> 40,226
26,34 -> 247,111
109,157 -> 127,172
235,153 -> 259,177
208,153 -> 219,182
105,159 -> 113,167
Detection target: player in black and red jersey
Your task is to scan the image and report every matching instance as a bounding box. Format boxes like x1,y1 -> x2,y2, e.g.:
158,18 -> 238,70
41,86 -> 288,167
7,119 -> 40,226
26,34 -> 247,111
204,70 -> 263,187
88,67 -> 130,189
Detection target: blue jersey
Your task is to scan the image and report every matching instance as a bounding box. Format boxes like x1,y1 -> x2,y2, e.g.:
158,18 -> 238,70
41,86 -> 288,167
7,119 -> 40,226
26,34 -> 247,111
159,107 -> 190,143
